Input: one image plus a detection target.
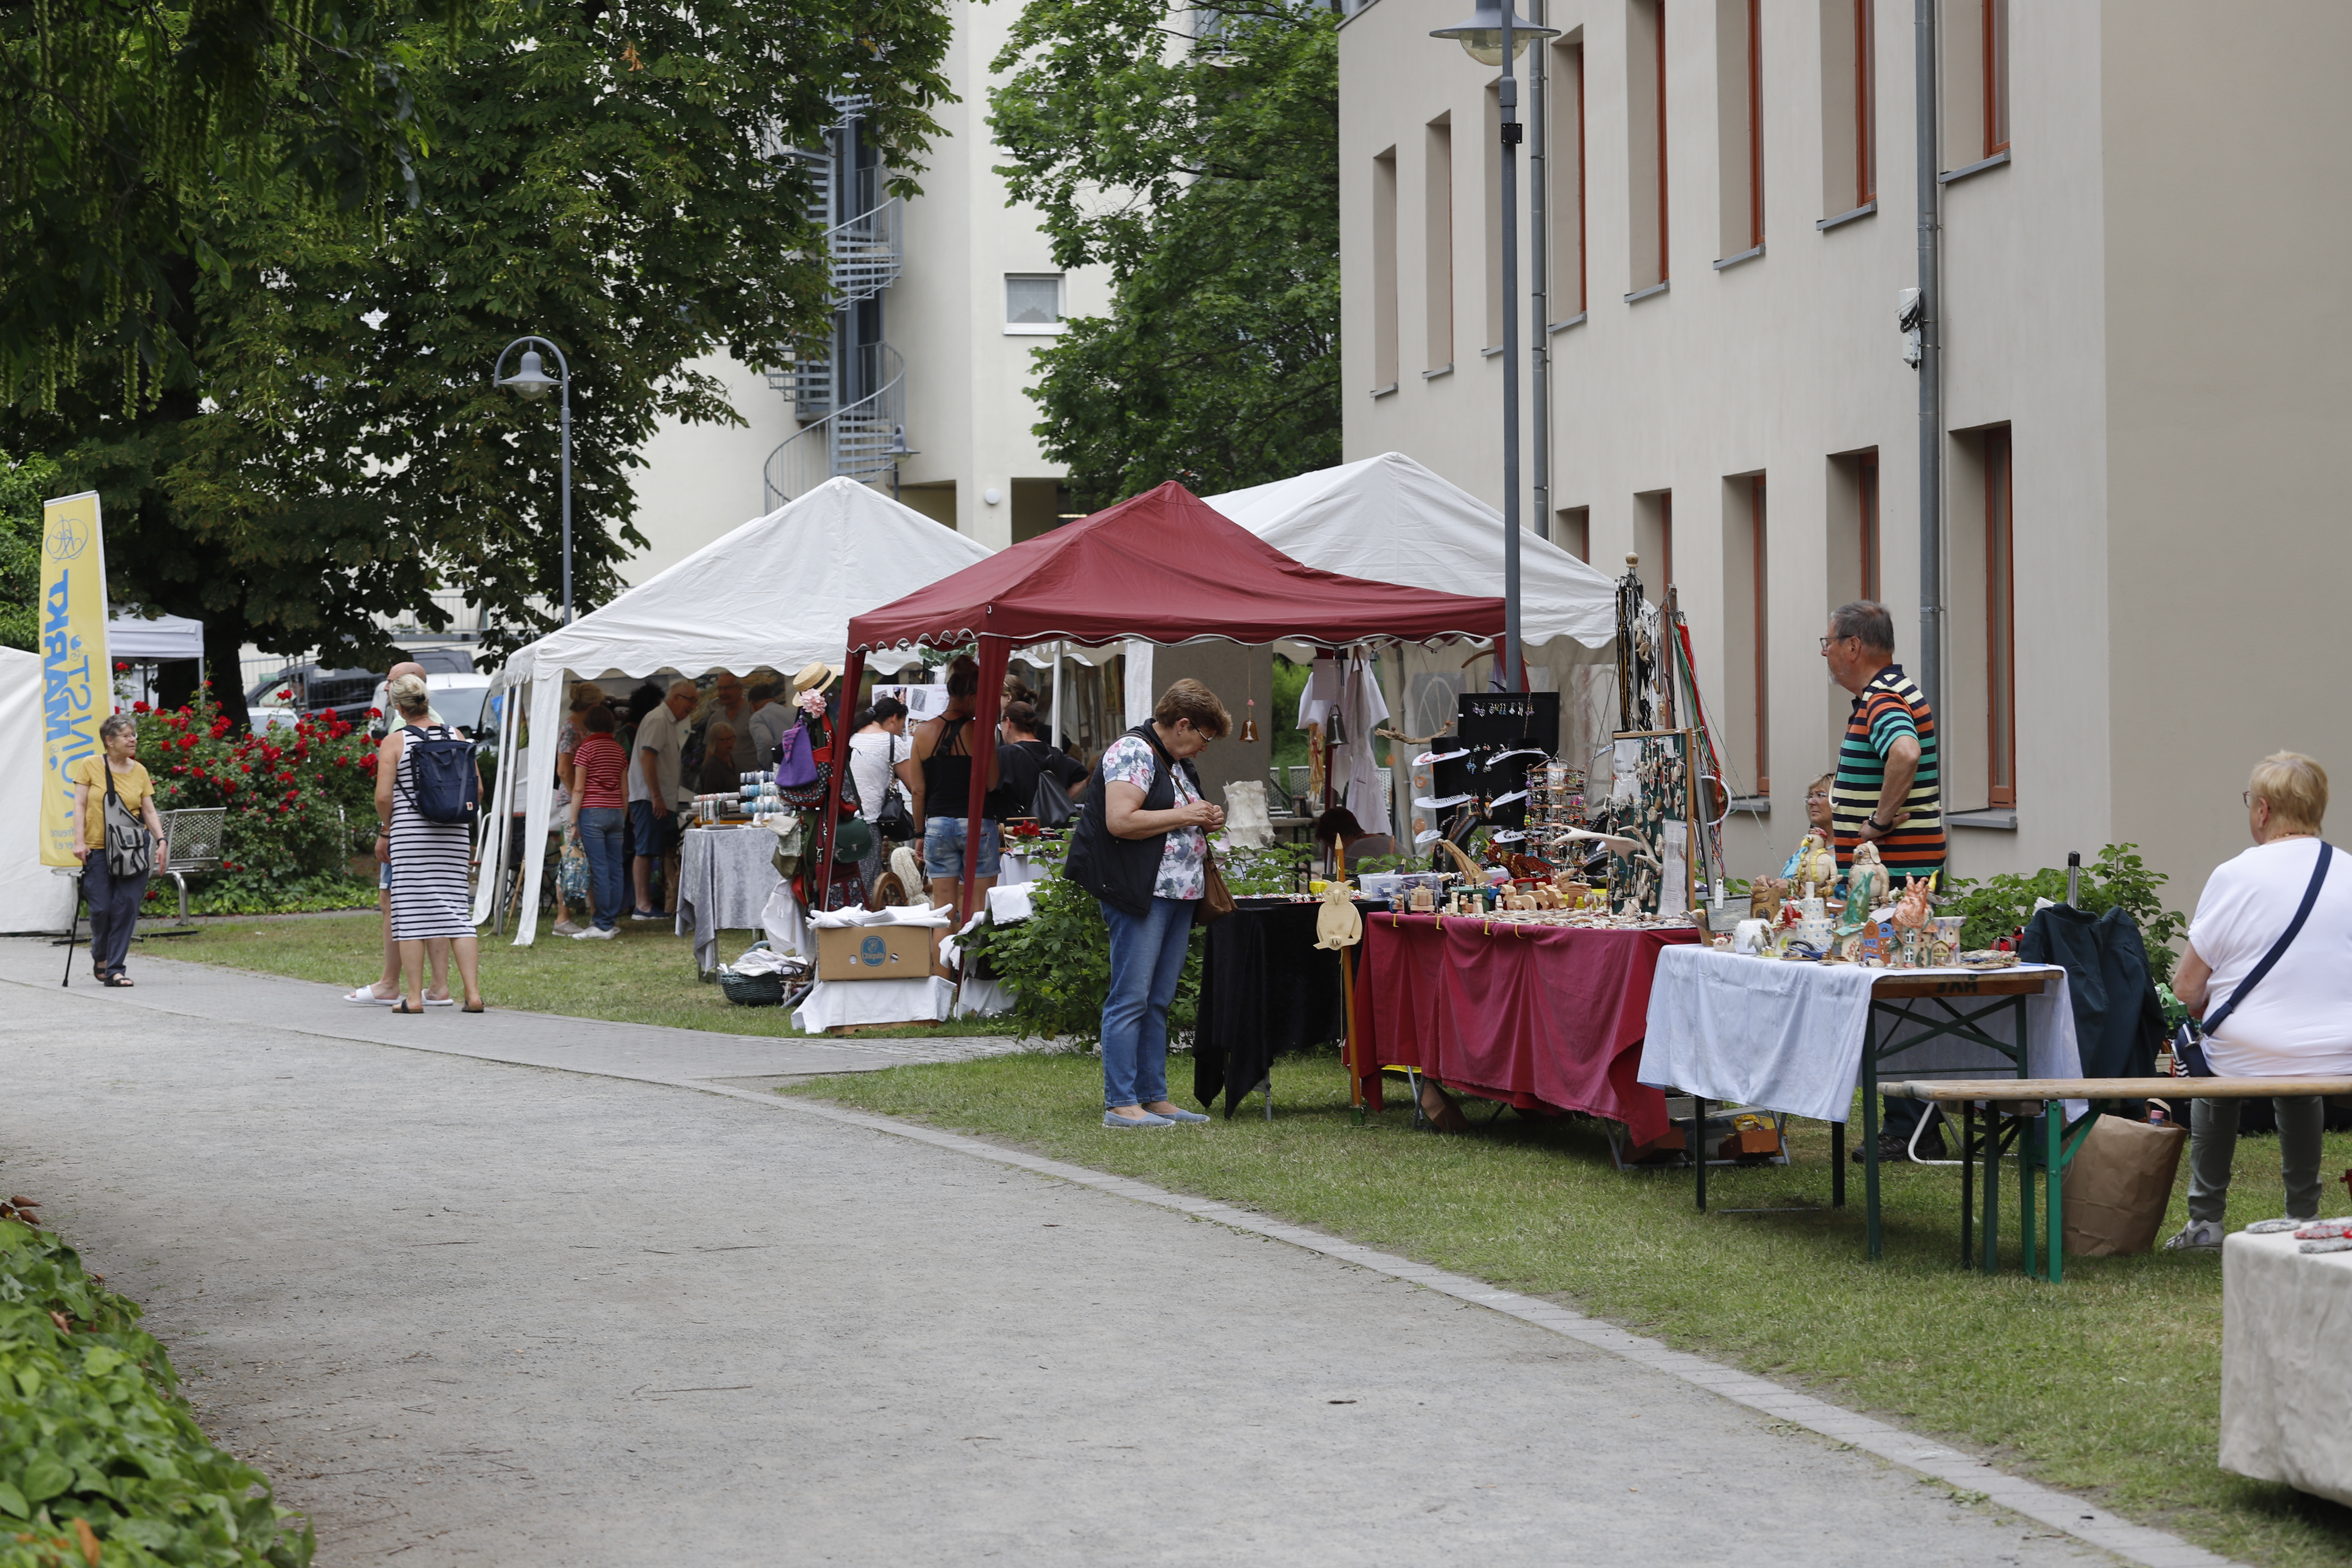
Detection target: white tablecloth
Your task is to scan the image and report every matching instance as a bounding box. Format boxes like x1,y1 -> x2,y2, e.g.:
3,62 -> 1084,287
677,827 -> 786,975
792,976 -> 955,1034
997,851 -> 1041,888
2222,1231 -> 2352,1506
1637,950 -> 2082,1123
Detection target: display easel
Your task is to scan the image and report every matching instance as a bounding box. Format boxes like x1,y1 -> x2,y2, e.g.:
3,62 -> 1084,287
1600,727 -> 1702,918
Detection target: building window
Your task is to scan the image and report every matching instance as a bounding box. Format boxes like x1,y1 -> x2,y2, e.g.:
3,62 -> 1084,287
1819,0 -> 1874,216
1425,116 -> 1454,370
1550,38 -> 1588,319
1984,426 -> 2015,806
1716,0 -> 1761,259
1555,505 -> 1590,559
1749,476 -> 1769,793
1004,274 -> 1064,334
1484,83 -> 1505,350
1625,0 -> 1668,293
1983,0 -> 2008,156
1372,148 -> 1400,389
1858,448 -> 1880,599
1943,0 -> 2008,167
1636,488 -> 1673,590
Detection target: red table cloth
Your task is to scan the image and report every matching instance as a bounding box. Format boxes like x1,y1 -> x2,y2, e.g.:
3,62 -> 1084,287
1359,913 -> 1701,1145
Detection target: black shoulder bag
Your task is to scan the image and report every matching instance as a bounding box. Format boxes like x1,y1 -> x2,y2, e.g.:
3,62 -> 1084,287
873,735 -> 916,842
2175,841 -> 2333,1076
102,761 -> 154,879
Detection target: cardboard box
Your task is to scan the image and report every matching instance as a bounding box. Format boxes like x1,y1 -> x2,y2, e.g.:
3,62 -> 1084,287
815,923 -> 937,982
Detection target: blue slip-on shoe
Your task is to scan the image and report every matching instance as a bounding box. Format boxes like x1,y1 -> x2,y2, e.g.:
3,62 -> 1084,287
1153,1106 -> 1210,1124
1104,1110 -> 1174,1129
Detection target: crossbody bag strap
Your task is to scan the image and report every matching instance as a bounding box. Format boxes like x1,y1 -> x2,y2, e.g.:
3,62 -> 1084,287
2202,841 -> 2334,1036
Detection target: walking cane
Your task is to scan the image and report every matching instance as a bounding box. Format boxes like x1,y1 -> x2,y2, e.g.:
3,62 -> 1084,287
61,868 -> 83,986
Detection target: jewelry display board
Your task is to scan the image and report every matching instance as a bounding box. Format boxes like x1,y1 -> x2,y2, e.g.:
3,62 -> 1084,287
1602,728 -> 1700,919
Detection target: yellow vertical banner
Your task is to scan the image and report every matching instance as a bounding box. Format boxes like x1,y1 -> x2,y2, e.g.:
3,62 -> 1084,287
38,491 -> 109,867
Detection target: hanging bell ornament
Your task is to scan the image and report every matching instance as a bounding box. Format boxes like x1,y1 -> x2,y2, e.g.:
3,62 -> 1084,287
1240,698 -> 1258,744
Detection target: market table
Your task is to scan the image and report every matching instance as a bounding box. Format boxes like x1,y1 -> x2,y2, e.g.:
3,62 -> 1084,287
1639,950 -> 2080,1260
1359,912 -> 1701,1145
2221,1228 -> 2352,1506
676,825 -> 786,975
1192,896 -> 1370,1118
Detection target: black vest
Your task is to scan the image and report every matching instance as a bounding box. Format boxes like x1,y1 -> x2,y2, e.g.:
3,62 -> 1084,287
1065,723 -> 1200,917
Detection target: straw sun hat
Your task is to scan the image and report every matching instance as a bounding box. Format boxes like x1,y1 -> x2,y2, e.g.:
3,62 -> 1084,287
792,661 -> 839,695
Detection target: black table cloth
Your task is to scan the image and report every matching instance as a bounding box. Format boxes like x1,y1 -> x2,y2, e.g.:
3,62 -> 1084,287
1192,897 -> 1366,1117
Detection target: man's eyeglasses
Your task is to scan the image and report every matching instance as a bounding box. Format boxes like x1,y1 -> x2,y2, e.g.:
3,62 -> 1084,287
1819,635 -> 1856,652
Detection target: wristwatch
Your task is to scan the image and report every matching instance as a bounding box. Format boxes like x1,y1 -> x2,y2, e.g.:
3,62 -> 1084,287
1868,810 -> 1894,832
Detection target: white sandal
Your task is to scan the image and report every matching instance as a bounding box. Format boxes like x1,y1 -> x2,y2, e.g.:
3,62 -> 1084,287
343,985 -> 397,1006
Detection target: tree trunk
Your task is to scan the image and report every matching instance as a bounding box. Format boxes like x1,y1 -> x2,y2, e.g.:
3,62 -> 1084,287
204,616 -> 254,733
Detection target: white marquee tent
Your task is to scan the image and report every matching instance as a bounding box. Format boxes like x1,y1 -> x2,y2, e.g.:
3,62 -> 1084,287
0,648 -> 78,932
479,477 -> 994,942
1203,452 -> 1628,824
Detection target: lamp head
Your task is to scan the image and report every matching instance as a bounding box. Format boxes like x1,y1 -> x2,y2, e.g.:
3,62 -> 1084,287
884,424 -> 918,459
1429,0 -> 1558,65
499,349 -> 561,401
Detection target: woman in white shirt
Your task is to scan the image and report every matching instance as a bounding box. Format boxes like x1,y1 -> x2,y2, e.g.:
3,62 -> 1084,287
2165,752 -> 2351,1250
847,697 -> 914,897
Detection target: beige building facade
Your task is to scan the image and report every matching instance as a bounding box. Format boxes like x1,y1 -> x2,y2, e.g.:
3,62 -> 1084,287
1341,0 -> 2352,910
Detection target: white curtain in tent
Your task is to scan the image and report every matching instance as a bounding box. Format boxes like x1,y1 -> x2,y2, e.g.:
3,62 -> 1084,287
0,649 -> 79,931
481,477 -> 995,944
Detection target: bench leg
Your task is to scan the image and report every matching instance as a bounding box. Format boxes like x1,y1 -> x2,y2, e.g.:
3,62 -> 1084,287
1983,1115 -> 2000,1274
1960,1100 -> 1974,1269
1831,1120 -> 1845,1207
2021,1112 -> 2039,1279
2046,1099 -> 2064,1284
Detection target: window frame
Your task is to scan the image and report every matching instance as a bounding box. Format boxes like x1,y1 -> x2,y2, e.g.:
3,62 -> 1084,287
1854,0 -> 1876,205
1857,448 -> 1880,600
1750,474 -> 1769,794
1003,273 -> 1067,335
1984,426 -> 2017,808
1982,0 -> 2009,157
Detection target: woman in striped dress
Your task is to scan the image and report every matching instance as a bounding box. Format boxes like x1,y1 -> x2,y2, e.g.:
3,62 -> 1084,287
375,673 -> 485,1013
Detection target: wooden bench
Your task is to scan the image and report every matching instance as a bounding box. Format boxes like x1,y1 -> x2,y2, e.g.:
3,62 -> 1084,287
1884,1078 -> 2352,1282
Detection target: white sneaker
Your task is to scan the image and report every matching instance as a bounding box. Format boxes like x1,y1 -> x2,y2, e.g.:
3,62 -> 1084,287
551,919 -> 583,936
2163,1219 -> 2223,1252
571,926 -> 618,940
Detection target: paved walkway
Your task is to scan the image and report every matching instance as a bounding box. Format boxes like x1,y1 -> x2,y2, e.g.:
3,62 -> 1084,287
0,942 -> 2228,1567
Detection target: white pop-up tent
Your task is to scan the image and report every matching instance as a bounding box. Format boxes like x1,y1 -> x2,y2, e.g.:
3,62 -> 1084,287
1203,452 -> 1628,834
0,648 -> 79,932
479,477 -> 994,942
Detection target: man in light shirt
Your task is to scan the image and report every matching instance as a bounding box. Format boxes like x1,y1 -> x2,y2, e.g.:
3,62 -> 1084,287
632,680 -> 696,918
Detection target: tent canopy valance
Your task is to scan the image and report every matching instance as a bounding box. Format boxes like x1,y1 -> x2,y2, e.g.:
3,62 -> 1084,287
843,482 -> 1505,656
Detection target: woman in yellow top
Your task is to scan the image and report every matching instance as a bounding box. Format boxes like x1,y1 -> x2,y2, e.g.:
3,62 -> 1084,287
69,713 -> 168,986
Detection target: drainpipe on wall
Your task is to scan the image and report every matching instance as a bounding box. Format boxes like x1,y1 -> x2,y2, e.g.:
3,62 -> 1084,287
1913,0 -> 1943,721
1528,0 -> 1550,544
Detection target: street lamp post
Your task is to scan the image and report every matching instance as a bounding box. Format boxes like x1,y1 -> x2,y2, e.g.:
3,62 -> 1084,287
1431,2 -> 1557,692
493,337 -> 574,625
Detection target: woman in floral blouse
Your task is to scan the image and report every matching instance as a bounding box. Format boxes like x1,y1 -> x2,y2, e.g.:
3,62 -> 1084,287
1065,680 -> 1230,1128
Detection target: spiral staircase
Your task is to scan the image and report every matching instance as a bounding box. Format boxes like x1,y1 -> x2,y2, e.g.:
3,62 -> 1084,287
763,102 -> 907,510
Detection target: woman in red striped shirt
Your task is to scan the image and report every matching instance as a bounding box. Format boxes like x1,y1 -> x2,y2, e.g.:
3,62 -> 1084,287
570,707 -> 630,939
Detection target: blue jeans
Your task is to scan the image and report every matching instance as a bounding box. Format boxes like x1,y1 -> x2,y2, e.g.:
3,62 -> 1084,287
577,807 -> 627,931
1100,896 -> 1195,1109
923,815 -> 1001,879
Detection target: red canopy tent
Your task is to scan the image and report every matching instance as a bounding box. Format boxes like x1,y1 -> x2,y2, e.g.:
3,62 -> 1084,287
827,481 -> 1507,918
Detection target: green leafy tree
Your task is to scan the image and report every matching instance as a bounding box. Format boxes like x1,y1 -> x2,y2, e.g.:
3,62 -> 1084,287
0,0 -> 449,409
0,449 -> 59,650
3,0 -> 953,726
990,0 -> 1337,506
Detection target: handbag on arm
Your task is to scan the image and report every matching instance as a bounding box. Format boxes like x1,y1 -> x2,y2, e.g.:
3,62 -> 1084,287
101,759 -> 154,879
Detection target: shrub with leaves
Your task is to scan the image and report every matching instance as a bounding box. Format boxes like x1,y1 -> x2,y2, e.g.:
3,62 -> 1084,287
128,691 -> 379,910
0,1214 -> 312,1566
1944,843 -> 2189,975
958,840 -> 1202,1047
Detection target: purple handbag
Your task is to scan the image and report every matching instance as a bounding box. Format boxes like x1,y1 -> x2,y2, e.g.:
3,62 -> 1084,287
775,721 -> 820,788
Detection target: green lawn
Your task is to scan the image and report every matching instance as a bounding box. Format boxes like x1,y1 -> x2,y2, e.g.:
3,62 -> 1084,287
787,1046 -> 2352,1568
152,913 -> 1030,1039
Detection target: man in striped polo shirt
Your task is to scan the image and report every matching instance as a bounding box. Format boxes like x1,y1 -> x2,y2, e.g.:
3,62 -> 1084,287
1823,600 -> 1949,1161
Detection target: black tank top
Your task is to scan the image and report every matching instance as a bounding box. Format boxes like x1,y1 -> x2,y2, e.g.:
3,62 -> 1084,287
922,716 -> 975,819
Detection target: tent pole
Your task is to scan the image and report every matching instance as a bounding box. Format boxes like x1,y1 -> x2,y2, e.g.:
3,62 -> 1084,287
960,639 -> 1009,929
818,649 -> 866,911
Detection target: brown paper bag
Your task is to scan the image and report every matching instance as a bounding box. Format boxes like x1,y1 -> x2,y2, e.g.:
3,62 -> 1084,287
2061,1114 -> 2187,1256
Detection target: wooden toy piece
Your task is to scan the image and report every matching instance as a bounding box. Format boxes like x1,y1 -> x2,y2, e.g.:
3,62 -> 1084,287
1314,876 -> 1363,949
1408,884 -> 1437,913
1749,876 -> 1789,920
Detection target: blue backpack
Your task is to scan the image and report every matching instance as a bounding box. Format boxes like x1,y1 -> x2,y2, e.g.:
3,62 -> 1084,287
400,725 -> 480,825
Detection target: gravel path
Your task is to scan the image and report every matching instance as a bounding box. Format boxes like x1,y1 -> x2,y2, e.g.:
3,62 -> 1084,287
0,942 -> 2169,1566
